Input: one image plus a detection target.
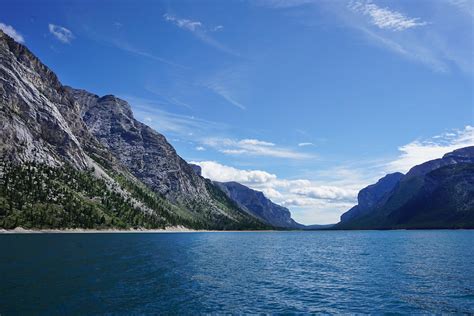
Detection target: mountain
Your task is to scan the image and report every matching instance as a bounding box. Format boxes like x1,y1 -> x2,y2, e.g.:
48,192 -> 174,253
0,29 -> 267,230
303,224 -> 335,230
340,172 -> 404,223
336,147 -> 474,229
65,88 -> 264,228
214,181 -> 303,229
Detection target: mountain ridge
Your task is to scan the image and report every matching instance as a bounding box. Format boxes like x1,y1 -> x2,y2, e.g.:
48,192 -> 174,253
214,181 -> 303,229
0,29 -> 268,230
336,147 -> 474,229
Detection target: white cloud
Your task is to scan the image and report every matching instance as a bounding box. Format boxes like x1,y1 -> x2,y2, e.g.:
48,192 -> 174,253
239,139 -> 275,146
202,137 -> 313,159
340,1 -> 472,73
291,186 -> 358,201
258,1 -> 471,73
48,24 -> 74,43
0,22 -> 24,43
163,14 -> 202,31
163,13 -> 239,57
191,126 -> 473,225
191,160 -> 359,224
195,146 -> 206,151
298,142 -> 313,147
386,125 -> 474,173
349,1 -> 427,31
191,161 -> 277,184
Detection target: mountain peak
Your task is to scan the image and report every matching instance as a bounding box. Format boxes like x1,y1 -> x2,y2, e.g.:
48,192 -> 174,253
0,29 -> 268,230
338,146 -> 474,229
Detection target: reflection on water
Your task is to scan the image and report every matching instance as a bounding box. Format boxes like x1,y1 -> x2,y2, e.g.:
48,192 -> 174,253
0,230 -> 473,314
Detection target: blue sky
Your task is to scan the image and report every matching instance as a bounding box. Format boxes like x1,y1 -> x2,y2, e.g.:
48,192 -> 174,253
1,0 -> 473,224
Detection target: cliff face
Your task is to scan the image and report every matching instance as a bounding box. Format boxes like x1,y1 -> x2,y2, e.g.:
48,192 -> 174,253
337,147 -> 474,229
0,30 -> 266,230
65,88 -> 264,228
0,30 -> 92,168
215,181 -> 303,229
340,172 -> 403,223
66,88 -> 209,200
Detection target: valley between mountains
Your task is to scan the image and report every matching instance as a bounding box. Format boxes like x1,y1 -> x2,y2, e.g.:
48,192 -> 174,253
1,29 -> 473,231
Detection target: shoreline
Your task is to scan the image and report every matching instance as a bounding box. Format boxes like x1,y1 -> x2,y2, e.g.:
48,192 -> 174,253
1,226 -> 197,234
1,228 -> 470,234
0,227 -> 283,234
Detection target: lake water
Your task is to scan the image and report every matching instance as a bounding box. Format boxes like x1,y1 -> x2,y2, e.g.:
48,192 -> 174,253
0,230 -> 473,314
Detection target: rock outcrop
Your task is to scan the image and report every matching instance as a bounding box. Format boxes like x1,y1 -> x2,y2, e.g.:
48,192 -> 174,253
215,181 -> 303,228
337,147 -> 474,229
0,29 -> 266,230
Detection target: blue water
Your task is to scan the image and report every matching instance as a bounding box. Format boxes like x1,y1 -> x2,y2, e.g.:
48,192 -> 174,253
0,231 -> 473,314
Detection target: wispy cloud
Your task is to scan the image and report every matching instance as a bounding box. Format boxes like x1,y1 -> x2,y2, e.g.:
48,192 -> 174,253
349,1 -> 427,31
48,24 -> 74,43
205,82 -> 246,110
164,14 -> 202,31
163,13 -> 239,57
0,22 -> 24,43
200,65 -> 250,110
342,1 -> 471,73
298,142 -> 314,147
212,25 -> 224,32
121,95 -> 227,138
255,0 -> 315,9
202,137 -> 313,159
111,39 -> 188,69
386,125 -> 474,173
257,1 -> 472,73
448,0 -> 474,17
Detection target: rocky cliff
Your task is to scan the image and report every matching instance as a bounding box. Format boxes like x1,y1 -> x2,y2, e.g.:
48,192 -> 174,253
0,29 -> 267,230
65,87 -> 264,228
340,172 -> 403,223
336,147 -> 474,229
215,181 -> 303,229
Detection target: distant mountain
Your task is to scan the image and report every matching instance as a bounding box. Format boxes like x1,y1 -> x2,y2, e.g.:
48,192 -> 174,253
336,147 -> 474,229
302,224 -> 335,230
65,88 -> 264,228
214,181 -> 303,229
340,172 -> 404,223
0,29 -> 267,230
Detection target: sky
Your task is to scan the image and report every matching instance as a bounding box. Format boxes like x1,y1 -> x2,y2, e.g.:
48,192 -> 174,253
1,0 -> 473,224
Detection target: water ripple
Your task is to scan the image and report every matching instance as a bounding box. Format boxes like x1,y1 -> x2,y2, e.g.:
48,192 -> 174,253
0,230 -> 473,314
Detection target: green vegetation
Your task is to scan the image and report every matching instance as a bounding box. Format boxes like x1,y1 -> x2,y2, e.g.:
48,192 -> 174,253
0,159 -> 270,230
0,159 -> 168,229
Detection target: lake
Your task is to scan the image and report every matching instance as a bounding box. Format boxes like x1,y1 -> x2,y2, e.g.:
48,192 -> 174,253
0,230 -> 473,314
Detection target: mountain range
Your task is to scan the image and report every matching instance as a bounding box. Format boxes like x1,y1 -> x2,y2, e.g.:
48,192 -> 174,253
0,29 -> 472,231
0,29 -> 301,230
336,147 -> 474,229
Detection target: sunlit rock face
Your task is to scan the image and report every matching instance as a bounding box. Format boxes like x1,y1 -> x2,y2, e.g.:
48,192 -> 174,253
0,29 -> 266,229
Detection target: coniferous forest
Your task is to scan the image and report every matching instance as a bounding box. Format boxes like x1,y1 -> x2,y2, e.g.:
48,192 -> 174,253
0,157 -> 267,230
